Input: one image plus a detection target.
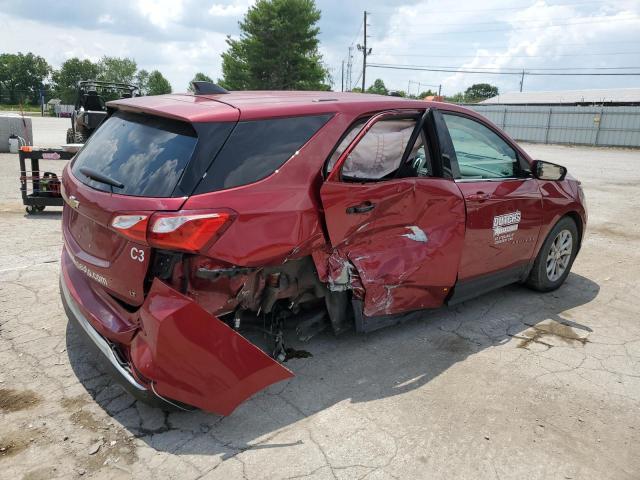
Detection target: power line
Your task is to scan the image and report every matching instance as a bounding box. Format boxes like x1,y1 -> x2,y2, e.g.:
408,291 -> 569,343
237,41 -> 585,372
367,62 -> 640,71
348,22 -> 363,48
373,15 -> 640,37
368,0 -> 612,14
368,63 -> 640,76
370,13 -> 638,29
372,51 -> 640,59
338,18 -> 364,92
370,63 -> 640,72
407,80 -> 441,97
368,39 -> 638,48
352,69 -> 363,90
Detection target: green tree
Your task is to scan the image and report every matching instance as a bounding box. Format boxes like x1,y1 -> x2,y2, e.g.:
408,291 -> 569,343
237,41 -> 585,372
366,78 -> 388,95
188,72 -> 214,92
147,70 -> 172,95
219,0 -> 329,90
51,57 -> 100,103
0,52 -> 51,104
135,69 -> 150,95
464,83 -> 498,103
97,56 -> 137,84
446,92 -> 466,103
416,89 -> 436,99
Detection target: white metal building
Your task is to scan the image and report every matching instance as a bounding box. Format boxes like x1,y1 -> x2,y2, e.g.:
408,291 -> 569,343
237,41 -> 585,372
481,88 -> 640,106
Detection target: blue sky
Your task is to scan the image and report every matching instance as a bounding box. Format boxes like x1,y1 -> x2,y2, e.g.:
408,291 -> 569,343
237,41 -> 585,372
1,0 -> 639,95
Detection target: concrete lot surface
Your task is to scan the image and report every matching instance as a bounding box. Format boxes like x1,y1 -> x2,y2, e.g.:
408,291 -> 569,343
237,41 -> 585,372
1,117 -> 639,479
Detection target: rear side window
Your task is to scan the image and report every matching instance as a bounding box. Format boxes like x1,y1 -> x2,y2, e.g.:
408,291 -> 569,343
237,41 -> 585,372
195,114 -> 332,193
341,118 -> 418,180
72,111 -> 197,197
328,116 -> 433,182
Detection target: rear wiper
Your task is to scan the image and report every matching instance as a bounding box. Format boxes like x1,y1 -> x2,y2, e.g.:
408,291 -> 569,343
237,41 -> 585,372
79,167 -> 124,190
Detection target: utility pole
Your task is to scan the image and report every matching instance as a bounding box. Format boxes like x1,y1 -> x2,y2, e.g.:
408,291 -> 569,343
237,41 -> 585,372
357,11 -> 372,92
341,60 -> 345,92
346,46 -> 353,91
519,69 -> 525,92
438,84 -> 442,96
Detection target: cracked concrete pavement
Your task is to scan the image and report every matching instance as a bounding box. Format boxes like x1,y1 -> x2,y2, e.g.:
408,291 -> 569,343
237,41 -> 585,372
1,117 -> 639,479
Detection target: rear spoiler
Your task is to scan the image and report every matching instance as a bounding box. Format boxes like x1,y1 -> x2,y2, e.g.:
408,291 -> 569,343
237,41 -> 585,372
106,95 -> 239,123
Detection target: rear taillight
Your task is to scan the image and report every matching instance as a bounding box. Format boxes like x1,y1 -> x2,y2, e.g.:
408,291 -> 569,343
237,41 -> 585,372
149,212 -> 232,252
111,214 -> 149,243
109,210 -> 234,253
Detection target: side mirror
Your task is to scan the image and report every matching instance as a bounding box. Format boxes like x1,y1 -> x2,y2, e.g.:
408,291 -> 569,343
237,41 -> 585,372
532,160 -> 567,181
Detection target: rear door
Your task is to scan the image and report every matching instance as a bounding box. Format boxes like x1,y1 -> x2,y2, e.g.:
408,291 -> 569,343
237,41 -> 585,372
320,110 -> 466,318
62,109 -> 237,305
435,110 -> 543,282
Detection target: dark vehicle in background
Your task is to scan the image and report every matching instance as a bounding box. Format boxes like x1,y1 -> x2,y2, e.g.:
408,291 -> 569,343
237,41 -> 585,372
60,85 -> 587,415
66,80 -> 139,144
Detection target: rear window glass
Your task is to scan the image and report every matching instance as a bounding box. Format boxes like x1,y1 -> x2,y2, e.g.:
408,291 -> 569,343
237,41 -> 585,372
195,114 -> 332,193
71,111 -> 197,197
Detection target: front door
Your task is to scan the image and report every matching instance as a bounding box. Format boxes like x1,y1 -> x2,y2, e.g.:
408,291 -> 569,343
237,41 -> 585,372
319,110 -> 466,317
436,111 -> 543,281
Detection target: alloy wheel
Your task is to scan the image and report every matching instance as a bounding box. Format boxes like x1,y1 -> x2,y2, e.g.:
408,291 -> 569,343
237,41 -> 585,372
546,229 -> 573,282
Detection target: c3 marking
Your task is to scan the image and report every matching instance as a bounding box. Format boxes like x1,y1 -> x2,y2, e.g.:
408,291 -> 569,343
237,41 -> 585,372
130,247 -> 145,262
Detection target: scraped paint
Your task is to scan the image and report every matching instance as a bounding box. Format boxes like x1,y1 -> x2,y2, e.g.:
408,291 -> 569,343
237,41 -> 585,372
402,226 -> 428,243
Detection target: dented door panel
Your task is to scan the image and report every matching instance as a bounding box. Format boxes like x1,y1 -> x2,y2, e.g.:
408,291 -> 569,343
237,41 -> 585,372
320,178 -> 465,317
130,279 -> 293,415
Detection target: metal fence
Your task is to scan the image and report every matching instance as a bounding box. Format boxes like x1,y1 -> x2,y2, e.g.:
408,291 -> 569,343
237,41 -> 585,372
466,104 -> 640,148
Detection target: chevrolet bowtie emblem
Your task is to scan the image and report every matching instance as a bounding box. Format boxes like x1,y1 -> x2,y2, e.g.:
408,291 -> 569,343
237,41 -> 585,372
61,182 -> 80,209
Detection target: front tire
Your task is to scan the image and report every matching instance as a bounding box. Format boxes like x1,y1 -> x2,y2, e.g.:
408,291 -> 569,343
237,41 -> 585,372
527,217 -> 578,292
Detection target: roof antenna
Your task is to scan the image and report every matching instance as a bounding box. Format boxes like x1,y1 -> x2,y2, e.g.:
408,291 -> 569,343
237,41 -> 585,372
190,81 -> 229,95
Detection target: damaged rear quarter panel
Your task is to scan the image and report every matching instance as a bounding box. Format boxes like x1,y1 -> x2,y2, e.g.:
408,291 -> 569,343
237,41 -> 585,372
130,279 -> 293,415
182,113 -> 353,267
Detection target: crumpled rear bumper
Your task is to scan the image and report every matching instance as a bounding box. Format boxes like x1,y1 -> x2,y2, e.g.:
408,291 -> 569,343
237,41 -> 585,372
61,247 -> 293,415
61,275 -> 175,409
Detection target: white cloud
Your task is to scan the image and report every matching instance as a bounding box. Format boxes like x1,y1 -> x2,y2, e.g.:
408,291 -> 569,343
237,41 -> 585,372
209,1 -> 254,17
1,0 -> 639,95
98,14 -> 114,25
372,0 -> 640,95
136,0 -> 185,28
0,12 -> 227,92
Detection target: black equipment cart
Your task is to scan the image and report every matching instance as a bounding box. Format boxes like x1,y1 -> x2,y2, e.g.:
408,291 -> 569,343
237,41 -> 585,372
19,146 -> 76,215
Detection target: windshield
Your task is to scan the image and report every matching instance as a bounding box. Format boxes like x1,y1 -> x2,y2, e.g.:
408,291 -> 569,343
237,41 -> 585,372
71,111 -> 197,197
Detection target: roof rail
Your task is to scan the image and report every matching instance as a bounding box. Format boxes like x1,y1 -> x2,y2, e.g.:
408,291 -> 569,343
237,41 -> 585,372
190,81 -> 229,95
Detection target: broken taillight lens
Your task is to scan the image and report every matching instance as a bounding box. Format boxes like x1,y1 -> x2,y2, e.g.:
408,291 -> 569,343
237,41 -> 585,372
111,214 -> 149,243
148,211 -> 233,252
109,210 -> 234,253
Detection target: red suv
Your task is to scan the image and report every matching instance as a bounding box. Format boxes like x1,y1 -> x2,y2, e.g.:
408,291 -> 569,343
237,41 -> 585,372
60,87 -> 586,415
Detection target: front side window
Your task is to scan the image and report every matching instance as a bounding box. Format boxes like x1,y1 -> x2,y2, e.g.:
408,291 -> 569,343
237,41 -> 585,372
442,114 -> 521,180
329,117 -> 432,182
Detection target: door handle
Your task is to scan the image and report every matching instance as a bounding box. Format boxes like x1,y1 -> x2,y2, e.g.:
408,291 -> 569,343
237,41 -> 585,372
346,201 -> 376,214
467,191 -> 491,202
